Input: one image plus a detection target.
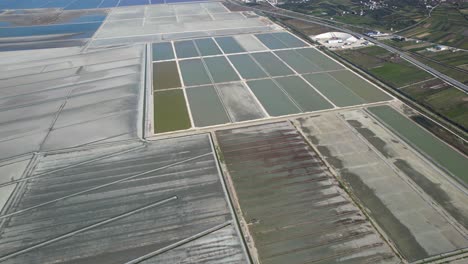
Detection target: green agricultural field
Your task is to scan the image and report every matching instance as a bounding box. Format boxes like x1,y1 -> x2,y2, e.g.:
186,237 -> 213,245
369,61 -> 432,87
412,56 -> 468,84
382,40 -> 468,85
337,46 -> 390,68
337,46 -> 432,87
276,16 -> 336,36
400,3 -> 468,49
382,39 -> 432,51
424,50 -> 468,69
335,45 -> 467,131
402,84 -> 468,130
362,45 -> 392,56
153,89 -> 191,133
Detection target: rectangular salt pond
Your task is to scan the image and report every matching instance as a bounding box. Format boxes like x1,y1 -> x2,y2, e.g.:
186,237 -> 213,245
152,42 -> 174,61
368,105 -> 468,184
153,89 -> 191,133
228,54 -> 268,79
329,70 -> 392,102
255,33 -> 288,50
247,79 -> 301,116
233,35 -> 267,52
251,52 -> 294,76
214,36 -> 245,54
275,76 -> 333,111
274,49 -> 322,74
174,40 -> 199,58
216,82 -> 265,122
178,59 -> 211,86
204,56 -> 240,83
194,38 -> 222,56
152,61 -> 181,90
270,32 -> 307,48
186,85 -> 230,127
302,72 -> 366,106
295,48 -> 343,71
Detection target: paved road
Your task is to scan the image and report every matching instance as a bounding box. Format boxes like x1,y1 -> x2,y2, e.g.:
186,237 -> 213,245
375,41 -> 468,92
238,2 -> 468,93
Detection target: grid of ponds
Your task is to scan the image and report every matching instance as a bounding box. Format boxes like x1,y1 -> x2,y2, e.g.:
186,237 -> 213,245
152,31 -> 393,133
0,2 -> 246,51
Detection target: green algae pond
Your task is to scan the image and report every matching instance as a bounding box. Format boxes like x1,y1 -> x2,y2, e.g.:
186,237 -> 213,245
154,89 -> 191,133
152,61 -> 181,90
